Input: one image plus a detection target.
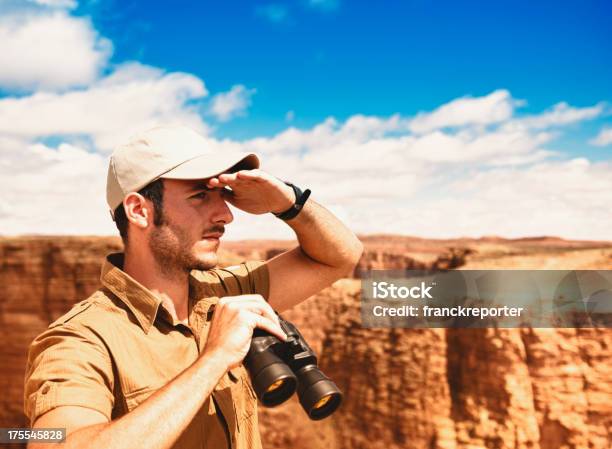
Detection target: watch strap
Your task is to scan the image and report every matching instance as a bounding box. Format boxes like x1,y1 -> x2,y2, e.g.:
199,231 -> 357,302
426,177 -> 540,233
274,182 -> 311,221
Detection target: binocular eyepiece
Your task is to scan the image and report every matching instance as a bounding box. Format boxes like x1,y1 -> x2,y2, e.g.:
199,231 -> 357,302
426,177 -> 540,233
244,315 -> 342,420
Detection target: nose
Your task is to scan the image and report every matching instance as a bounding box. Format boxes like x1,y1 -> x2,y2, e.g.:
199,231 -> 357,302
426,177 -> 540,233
211,192 -> 234,225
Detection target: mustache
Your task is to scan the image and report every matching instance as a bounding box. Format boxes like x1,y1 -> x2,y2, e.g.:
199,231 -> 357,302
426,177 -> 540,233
204,225 -> 225,235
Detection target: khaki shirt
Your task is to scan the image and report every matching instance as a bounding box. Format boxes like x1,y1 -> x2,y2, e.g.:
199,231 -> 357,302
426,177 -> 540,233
24,253 -> 270,449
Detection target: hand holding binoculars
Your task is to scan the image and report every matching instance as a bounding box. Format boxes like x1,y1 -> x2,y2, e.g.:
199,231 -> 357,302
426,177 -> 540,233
243,315 -> 343,420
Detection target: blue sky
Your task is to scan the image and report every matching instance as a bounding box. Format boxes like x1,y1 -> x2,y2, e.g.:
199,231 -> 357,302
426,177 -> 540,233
0,0 -> 610,239
77,0 -> 612,143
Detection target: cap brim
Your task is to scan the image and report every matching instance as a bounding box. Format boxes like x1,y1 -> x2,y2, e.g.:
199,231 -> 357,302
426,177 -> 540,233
159,152 -> 259,180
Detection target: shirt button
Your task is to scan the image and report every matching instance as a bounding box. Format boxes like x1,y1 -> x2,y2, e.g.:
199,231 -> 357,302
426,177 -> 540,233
42,385 -> 50,394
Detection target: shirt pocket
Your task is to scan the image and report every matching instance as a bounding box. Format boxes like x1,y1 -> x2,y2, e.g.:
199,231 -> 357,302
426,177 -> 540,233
212,364 -> 258,439
228,365 -> 258,425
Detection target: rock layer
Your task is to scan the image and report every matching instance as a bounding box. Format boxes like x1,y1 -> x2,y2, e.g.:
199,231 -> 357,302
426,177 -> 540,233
1,236 -> 610,449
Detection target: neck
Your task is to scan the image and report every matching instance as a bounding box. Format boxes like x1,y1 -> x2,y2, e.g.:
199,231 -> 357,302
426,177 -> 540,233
123,250 -> 190,324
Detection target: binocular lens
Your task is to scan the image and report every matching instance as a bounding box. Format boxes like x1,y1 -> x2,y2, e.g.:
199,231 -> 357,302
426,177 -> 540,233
265,379 -> 285,393
248,350 -> 298,407
258,371 -> 296,406
313,394 -> 332,410
297,366 -> 343,420
308,391 -> 341,420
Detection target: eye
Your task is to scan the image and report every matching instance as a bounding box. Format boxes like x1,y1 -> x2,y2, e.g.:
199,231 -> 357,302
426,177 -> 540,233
191,191 -> 208,200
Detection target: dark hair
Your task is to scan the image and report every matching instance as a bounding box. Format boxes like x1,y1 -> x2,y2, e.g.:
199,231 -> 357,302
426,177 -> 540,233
114,178 -> 165,245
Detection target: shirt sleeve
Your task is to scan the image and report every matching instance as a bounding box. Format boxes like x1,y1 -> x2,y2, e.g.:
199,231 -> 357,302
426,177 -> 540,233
23,322 -> 115,426
195,260 -> 270,300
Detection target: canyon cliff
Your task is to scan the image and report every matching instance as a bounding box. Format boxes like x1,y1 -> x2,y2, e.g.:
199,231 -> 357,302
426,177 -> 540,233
1,236 -> 610,449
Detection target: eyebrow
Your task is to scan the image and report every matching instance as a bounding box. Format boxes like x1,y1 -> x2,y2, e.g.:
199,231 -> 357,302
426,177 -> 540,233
186,181 -> 212,193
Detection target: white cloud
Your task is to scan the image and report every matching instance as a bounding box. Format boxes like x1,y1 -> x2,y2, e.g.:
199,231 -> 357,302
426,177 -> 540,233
0,62 -> 209,153
0,136 -> 113,234
412,158 -> 612,240
514,101 -> 604,129
409,90 -> 516,134
209,84 -> 256,122
30,0 -> 77,8
245,109 -> 553,169
589,127 -> 612,146
0,11 -> 112,91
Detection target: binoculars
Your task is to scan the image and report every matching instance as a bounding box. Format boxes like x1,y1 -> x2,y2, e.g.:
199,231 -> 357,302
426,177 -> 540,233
244,315 -> 342,420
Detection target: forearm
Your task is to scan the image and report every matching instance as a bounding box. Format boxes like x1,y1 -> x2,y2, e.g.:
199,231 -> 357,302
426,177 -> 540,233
284,198 -> 363,269
49,350 -> 228,449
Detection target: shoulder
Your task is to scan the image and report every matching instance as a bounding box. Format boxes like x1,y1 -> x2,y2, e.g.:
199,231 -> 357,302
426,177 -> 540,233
31,289 -> 125,354
47,289 -> 122,329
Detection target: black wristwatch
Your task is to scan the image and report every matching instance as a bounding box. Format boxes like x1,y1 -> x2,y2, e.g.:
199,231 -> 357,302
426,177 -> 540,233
273,182 -> 311,221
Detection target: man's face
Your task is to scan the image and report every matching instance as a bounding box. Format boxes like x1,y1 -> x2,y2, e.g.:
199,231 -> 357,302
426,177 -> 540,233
147,178 -> 234,274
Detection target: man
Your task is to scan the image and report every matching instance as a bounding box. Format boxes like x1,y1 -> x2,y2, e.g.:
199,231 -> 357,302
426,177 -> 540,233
23,125 -> 363,449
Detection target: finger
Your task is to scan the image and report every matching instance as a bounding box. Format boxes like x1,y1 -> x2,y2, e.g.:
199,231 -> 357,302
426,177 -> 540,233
235,300 -> 280,326
218,173 -> 239,183
249,314 -> 287,341
219,293 -> 269,304
247,302 -> 280,326
208,179 -> 234,191
220,294 -> 269,304
236,170 -> 264,181
219,174 -> 258,187
221,295 -> 279,325
207,177 -> 221,188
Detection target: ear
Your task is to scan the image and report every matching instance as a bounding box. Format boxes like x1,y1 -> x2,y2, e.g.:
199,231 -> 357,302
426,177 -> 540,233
123,193 -> 151,230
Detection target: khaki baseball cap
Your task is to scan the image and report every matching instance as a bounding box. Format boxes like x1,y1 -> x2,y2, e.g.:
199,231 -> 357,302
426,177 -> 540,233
106,125 -> 259,218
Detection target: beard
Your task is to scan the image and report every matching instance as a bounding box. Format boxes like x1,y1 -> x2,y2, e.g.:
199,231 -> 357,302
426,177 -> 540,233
148,219 -> 218,277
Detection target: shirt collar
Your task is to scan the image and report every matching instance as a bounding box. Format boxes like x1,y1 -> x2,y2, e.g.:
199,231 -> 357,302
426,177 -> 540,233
100,252 -> 164,334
